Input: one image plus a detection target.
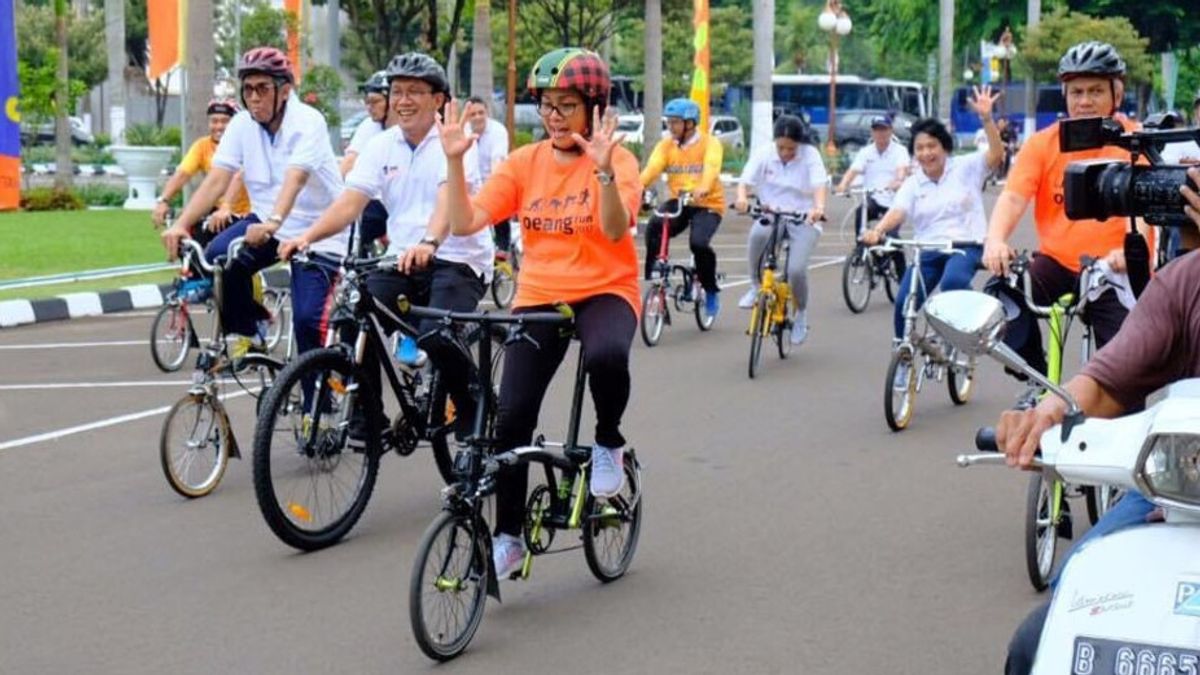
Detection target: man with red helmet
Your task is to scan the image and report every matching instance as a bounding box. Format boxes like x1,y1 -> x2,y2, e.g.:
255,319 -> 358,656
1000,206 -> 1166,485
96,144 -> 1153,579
151,98 -> 250,240
162,47 -> 347,362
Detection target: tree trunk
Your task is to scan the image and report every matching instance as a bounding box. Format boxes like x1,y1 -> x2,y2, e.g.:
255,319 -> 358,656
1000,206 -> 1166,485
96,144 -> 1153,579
470,0 -> 494,102
1023,0 -> 1040,138
643,0 -> 662,164
750,0 -> 773,151
937,0 -> 954,123
54,0 -> 72,190
103,0 -> 127,140
185,0 -> 215,156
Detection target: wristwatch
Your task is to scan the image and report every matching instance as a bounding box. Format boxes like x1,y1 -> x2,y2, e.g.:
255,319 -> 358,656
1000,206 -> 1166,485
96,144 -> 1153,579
419,235 -> 441,250
266,213 -> 284,227
595,170 -> 614,186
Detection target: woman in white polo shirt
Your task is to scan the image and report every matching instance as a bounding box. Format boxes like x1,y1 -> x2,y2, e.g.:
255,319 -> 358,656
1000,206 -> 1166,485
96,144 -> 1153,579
862,86 -> 1004,359
734,114 -> 828,345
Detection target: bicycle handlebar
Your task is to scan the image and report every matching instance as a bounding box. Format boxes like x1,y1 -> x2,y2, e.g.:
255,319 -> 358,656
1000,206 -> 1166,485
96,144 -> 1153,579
1004,252 -> 1100,318
869,237 -> 979,254
177,236 -> 247,274
399,298 -> 574,327
653,191 -> 692,219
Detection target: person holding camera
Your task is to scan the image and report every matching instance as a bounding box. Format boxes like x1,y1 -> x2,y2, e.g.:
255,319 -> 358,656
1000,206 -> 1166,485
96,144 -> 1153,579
982,41 -> 1144,375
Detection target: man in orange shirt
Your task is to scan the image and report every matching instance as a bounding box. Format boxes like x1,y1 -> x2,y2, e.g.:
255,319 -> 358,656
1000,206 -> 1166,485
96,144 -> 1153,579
151,99 -> 250,243
640,97 -> 725,317
983,41 -> 1139,375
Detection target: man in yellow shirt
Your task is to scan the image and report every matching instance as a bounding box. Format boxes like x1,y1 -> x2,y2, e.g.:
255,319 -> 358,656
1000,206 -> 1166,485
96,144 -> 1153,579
151,98 -> 250,244
640,98 -> 726,316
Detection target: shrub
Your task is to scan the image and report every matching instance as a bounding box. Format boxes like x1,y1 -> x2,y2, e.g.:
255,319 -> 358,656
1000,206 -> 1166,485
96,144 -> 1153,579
513,129 -> 535,148
20,188 -> 85,211
93,132 -> 112,148
123,123 -> 181,147
74,184 -> 127,207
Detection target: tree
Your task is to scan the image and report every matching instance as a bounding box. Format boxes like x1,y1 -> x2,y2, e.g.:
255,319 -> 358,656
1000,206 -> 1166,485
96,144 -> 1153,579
16,3 -> 106,92
1018,8 -> 1153,85
216,0 -> 292,74
339,0 -> 469,81
1067,0 -> 1200,53
469,0 -> 494,99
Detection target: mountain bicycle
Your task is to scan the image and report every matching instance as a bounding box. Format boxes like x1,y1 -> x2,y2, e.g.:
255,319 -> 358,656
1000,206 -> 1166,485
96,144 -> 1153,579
405,304 -> 642,661
870,238 -> 979,431
640,191 -> 720,346
251,251 -> 505,551
158,236 -> 286,498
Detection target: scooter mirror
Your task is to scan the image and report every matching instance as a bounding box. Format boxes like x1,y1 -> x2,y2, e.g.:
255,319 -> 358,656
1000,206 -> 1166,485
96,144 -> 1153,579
924,291 -> 1006,357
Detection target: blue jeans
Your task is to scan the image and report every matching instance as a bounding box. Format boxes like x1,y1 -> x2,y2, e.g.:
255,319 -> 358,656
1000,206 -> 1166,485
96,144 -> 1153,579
893,245 -> 983,339
1005,491 -> 1157,674
204,215 -> 338,355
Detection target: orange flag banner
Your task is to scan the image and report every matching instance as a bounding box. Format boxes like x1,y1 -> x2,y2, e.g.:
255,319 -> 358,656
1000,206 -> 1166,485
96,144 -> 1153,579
688,0 -> 710,131
147,0 -> 180,81
284,0 -> 303,84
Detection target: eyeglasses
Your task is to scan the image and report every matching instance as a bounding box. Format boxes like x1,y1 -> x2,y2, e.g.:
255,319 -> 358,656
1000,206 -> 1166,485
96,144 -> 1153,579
391,88 -> 434,101
537,101 -> 581,118
241,82 -> 277,99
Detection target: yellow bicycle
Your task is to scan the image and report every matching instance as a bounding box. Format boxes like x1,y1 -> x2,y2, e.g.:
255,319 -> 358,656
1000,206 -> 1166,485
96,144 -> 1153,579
746,205 -> 809,379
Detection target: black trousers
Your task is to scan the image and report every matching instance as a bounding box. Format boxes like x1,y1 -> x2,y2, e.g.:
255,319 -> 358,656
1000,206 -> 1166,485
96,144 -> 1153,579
1004,254 -> 1128,376
493,219 -> 512,252
493,294 -> 636,536
644,203 -> 722,293
853,196 -> 905,278
362,260 -> 484,433
358,200 -> 388,256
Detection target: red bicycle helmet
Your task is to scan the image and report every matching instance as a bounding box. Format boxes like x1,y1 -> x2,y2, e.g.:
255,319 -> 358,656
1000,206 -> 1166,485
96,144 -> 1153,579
237,47 -> 294,83
206,98 -> 239,117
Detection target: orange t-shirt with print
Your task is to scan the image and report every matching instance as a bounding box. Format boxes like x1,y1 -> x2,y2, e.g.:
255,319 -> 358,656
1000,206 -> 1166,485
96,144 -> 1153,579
1004,116 -> 1139,273
473,141 -> 642,314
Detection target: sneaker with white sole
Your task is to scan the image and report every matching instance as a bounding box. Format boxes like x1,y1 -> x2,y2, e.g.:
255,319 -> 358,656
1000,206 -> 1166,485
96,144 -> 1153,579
790,309 -> 808,345
590,444 -> 625,498
492,533 -> 526,579
738,288 -> 757,309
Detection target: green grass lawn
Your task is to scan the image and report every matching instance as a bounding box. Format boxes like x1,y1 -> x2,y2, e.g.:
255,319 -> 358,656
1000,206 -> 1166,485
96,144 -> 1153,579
0,209 -> 166,280
0,269 -> 175,302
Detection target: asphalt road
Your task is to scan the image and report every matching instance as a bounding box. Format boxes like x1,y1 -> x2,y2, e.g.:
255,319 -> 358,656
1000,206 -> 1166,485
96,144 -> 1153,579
0,189 -> 1064,674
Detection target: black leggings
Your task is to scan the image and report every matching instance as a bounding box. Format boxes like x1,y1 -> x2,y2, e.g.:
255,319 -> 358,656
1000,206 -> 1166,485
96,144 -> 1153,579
644,204 -> 722,293
493,294 -> 636,536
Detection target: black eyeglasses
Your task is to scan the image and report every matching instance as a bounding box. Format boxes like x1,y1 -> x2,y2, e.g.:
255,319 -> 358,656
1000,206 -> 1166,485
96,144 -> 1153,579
537,101 -> 581,118
241,82 -> 277,99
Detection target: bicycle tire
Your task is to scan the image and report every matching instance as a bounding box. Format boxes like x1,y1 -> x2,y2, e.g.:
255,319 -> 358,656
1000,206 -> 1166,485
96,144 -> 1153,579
252,348 -> 380,551
748,295 -> 768,379
841,248 -> 873,314
261,288 -> 288,353
583,454 -> 642,582
640,284 -> 667,347
693,282 -> 715,331
884,349 -> 917,431
947,352 -> 975,405
775,299 -> 793,359
159,393 -> 231,498
409,510 -> 490,661
1024,473 -> 1058,592
491,261 -> 516,309
150,302 -> 193,372
883,266 -> 898,304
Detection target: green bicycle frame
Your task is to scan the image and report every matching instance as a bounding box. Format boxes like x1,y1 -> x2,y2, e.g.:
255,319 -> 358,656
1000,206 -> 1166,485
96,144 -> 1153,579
1045,292 -> 1076,526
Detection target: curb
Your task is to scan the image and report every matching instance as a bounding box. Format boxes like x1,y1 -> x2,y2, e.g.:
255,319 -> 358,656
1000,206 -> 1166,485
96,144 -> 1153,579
0,267 -> 291,329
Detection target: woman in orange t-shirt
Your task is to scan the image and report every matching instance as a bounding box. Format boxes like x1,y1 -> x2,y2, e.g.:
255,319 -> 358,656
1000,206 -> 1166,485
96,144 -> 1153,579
439,48 -> 642,578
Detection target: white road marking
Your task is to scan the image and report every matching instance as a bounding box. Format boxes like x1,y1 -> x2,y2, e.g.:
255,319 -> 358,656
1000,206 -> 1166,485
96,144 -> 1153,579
0,340 -> 146,350
0,389 -> 255,451
0,379 -> 245,391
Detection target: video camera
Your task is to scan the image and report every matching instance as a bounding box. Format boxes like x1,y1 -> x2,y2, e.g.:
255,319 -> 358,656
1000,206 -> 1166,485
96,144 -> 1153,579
1061,116 -> 1199,227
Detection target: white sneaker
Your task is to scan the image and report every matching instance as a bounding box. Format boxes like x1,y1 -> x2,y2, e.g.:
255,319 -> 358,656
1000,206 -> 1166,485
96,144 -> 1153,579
738,289 -> 757,309
492,533 -> 526,579
892,362 -> 911,391
590,445 -> 625,498
790,310 -> 808,345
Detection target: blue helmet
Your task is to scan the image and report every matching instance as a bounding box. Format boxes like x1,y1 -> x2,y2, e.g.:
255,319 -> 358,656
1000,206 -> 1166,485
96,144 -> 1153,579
664,98 -> 701,123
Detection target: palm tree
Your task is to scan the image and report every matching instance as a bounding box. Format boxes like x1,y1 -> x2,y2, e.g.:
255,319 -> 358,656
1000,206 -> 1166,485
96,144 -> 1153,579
470,0 -> 494,102
54,0 -> 72,190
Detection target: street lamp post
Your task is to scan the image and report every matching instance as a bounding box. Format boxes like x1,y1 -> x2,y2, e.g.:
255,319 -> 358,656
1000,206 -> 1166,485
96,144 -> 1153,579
818,0 -> 852,157
998,26 -> 1015,116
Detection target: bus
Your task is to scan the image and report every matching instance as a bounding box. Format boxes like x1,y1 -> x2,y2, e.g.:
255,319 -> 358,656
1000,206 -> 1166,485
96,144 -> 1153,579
723,74 -> 929,123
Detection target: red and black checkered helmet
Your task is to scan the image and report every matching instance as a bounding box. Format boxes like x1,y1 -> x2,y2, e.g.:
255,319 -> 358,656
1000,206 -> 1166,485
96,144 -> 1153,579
527,48 -> 611,105
237,47 -> 294,84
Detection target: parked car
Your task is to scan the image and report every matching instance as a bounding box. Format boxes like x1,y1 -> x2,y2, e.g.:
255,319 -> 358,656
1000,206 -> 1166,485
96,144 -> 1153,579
21,116 -> 95,146
617,113 -> 745,150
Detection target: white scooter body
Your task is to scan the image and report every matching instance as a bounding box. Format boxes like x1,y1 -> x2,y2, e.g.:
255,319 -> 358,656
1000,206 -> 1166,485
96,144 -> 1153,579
1032,381 -> 1200,673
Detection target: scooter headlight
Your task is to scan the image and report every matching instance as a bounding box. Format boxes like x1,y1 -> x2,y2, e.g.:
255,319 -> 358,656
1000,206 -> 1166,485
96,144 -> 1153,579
1137,433 -> 1200,507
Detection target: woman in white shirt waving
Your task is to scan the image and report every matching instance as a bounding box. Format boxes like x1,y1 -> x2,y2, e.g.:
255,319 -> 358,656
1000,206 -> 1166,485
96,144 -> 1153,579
862,86 -> 1004,343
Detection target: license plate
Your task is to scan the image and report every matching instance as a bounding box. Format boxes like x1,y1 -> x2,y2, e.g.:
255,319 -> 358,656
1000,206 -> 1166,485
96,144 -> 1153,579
1073,636 -> 1200,674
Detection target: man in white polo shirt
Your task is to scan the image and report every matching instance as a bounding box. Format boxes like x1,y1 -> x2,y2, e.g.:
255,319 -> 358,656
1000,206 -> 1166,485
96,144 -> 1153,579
464,96 -> 512,251
341,70 -> 392,256
162,46 -> 347,361
279,52 -> 492,443
835,114 -> 910,280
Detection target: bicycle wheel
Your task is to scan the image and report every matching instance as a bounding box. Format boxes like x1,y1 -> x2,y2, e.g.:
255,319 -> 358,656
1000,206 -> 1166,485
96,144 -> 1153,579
884,349 -> 917,431
640,284 -> 667,347
748,295 -> 769,379
693,282 -> 715,331
583,454 -> 642,582
252,348 -> 380,551
883,268 -> 897,304
159,392 -> 231,498
947,351 -> 975,405
1084,484 -> 1125,526
841,247 -> 873,314
150,302 -> 193,372
261,288 -> 288,353
409,510 -> 490,661
491,260 -> 517,308
1024,473 -> 1058,592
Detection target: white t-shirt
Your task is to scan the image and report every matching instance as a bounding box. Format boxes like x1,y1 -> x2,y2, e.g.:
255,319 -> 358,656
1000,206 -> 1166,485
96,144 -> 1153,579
738,143 -> 828,214
1162,139 -> 1200,165
212,97 -> 347,254
346,125 -> 494,281
347,115 -> 384,156
474,118 -> 509,183
891,151 -> 990,243
848,139 -> 910,207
